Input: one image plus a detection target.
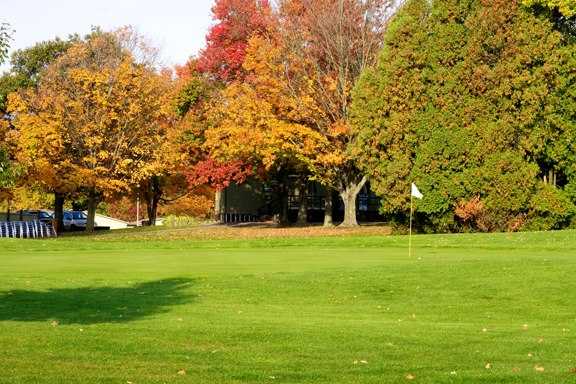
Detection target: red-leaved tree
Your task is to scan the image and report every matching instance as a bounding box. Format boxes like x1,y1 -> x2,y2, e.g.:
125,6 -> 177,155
185,159 -> 254,191
197,0 -> 273,82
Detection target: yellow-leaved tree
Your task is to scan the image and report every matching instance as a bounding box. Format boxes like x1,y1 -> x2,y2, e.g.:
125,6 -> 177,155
9,29 -> 173,231
204,0 -> 392,227
202,35 -> 330,224
274,0 -> 393,226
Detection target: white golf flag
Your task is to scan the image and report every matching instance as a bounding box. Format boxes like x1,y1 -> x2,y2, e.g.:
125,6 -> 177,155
411,183 -> 423,199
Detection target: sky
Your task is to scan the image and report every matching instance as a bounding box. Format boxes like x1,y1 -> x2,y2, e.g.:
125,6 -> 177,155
1,0 -> 215,71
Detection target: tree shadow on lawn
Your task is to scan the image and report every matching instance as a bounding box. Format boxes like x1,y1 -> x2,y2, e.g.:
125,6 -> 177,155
0,278 -> 196,325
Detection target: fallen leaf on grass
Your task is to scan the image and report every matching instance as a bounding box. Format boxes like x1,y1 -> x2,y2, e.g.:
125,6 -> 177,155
485,363 -> 492,369
177,369 -> 186,376
534,365 -> 545,373
50,320 -> 59,327
405,373 -> 415,380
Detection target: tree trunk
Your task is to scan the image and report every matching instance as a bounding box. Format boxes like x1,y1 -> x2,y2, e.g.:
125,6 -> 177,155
85,190 -> 101,233
145,176 -> 162,226
146,194 -> 158,227
6,200 -> 11,222
296,178 -> 308,226
278,178 -> 290,226
323,188 -> 334,227
214,190 -> 224,222
53,192 -> 65,234
338,176 -> 368,227
280,189 -> 289,225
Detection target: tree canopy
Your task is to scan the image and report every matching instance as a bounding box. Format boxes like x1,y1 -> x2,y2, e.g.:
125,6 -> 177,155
8,30 -> 174,230
351,0 -> 576,231
2,0 -> 576,232
522,0 -> 576,17
197,0 -> 273,82
197,0 -> 393,226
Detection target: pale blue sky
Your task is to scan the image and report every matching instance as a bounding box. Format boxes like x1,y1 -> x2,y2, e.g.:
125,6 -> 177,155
1,0 -> 215,70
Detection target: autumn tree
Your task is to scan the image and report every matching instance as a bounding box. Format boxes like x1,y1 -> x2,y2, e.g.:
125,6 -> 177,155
170,61 -> 255,219
0,22 -> 15,208
9,29 -> 172,232
197,0 -> 273,82
250,0 -> 393,226
0,36 -> 79,229
351,0 -> 576,232
178,0 -> 276,220
196,0 -> 393,226
201,40 -> 330,223
0,125 -> 20,201
522,0 -> 576,17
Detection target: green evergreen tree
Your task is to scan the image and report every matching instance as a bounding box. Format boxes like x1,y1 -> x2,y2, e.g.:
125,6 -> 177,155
351,0 -> 576,232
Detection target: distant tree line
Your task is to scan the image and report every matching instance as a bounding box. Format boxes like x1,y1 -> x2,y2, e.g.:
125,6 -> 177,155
0,0 -> 575,233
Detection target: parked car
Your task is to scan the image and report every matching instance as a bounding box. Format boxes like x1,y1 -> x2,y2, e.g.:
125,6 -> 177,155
21,210 -> 54,224
36,210 -> 54,224
63,211 -> 88,230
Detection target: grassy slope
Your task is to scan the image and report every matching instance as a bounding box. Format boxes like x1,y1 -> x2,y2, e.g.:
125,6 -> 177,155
1,230 -> 575,383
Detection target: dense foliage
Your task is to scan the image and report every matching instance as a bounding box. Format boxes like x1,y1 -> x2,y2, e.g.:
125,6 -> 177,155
196,0 -> 272,82
351,0 -> 576,232
198,0 -> 393,226
2,0 -> 575,232
8,30 -> 174,231
522,0 -> 576,17
0,23 -> 14,200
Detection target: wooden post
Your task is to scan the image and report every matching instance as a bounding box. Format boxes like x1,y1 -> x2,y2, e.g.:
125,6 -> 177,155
136,184 -> 140,227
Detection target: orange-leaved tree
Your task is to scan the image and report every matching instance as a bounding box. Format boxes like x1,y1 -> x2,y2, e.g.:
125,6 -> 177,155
197,0 -> 273,82
275,0 -> 393,226
9,29 -> 173,231
176,0 -> 275,220
211,0 -> 392,226
201,34 -> 330,224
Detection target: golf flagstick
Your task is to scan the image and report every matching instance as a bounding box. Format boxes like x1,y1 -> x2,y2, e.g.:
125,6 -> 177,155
409,183 -> 423,258
409,193 -> 413,258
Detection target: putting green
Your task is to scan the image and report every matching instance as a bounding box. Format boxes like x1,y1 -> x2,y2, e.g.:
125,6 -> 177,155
1,230 -> 575,383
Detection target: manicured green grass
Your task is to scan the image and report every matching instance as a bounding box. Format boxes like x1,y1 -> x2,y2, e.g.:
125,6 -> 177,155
1,230 -> 576,383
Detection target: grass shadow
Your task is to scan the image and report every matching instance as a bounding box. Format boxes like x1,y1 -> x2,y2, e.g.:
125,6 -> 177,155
0,278 -> 196,324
